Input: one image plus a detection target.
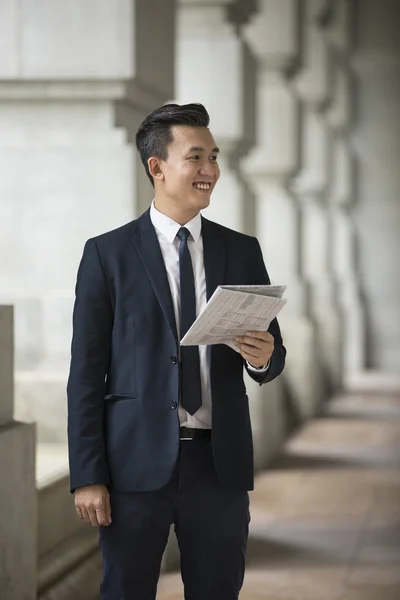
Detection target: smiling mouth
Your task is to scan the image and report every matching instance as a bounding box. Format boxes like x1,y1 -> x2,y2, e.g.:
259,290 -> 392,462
193,182 -> 212,191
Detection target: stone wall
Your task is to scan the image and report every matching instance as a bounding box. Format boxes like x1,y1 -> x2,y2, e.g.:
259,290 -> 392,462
0,0 -> 176,442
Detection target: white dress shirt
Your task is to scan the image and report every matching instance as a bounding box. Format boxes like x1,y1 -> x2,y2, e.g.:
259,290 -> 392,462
150,201 -> 268,429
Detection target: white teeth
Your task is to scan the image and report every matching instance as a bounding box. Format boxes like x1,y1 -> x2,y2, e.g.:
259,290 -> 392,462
194,183 -> 211,190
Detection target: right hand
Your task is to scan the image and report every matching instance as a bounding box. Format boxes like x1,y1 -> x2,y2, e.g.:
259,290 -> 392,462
74,484 -> 112,527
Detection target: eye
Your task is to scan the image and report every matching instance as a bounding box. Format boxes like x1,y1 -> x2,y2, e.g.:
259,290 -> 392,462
190,155 -> 200,160
210,155 -> 218,162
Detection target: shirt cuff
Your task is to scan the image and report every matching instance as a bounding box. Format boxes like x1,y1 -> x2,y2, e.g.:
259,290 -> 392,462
246,359 -> 270,373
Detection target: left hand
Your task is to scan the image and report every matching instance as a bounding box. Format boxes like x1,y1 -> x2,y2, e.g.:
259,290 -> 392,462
234,330 -> 274,368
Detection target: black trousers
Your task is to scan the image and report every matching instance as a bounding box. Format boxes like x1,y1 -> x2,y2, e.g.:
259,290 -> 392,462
99,439 -> 250,600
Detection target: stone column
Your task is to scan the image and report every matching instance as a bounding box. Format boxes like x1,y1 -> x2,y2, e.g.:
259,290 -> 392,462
0,0 -> 176,441
293,0 -> 343,391
324,0 -> 366,378
0,306 -> 36,600
176,0 -> 294,465
176,0 -> 256,233
242,0 -> 323,430
176,0 -> 286,466
351,0 -> 400,375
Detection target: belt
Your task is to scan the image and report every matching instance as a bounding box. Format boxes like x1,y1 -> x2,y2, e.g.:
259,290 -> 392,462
180,427 -> 212,441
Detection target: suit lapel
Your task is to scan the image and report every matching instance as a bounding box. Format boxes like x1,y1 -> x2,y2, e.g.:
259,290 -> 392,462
202,217 -> 226,391
132,209 -> 178,346
201,216 -> 226,301
132,211 -> 226,347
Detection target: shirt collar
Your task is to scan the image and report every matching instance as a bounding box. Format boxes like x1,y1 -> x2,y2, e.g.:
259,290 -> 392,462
150,200 -> 202,244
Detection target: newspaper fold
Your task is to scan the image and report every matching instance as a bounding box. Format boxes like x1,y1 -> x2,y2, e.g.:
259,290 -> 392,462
180,285 -> 287,352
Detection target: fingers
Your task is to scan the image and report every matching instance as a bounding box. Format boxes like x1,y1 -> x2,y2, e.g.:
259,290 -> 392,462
105,496 -> 112,525
234,340 -> 259,356
235,334 -> 274,353
235,335 -> 265,351
244,330 -> 274,343
234,330 -> 274,367
78,506 -> 91,525
75,503 -> 97,526
76,503 -> 107,527
74,484 -> 112,528
239,347 -> 259,362
88,505 -> 100,527
96,501 -> 112,527
76,504 -> 110,527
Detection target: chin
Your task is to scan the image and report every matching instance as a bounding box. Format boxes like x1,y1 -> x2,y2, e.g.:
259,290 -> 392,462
192,194 -> 211,211
200,198 -> 211,209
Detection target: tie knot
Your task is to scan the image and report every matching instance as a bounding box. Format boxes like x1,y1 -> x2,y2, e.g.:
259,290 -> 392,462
177,227 -> 190,242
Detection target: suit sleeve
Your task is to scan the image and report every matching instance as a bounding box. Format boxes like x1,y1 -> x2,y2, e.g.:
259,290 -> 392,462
244,238 -> 286,386
67,239 -> 113,492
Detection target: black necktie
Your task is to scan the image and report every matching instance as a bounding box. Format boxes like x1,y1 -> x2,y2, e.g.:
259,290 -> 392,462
177,227 -> 202,415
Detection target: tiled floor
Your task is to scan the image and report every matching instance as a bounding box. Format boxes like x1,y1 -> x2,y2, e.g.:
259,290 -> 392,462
157,393 -> 400,599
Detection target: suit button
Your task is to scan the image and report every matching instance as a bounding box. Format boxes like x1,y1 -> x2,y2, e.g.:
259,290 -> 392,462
170,356 -> 178,364
171,401 -> 178,410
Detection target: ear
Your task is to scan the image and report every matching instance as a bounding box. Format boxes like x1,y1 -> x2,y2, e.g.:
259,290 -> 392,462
148,157 -> 164,182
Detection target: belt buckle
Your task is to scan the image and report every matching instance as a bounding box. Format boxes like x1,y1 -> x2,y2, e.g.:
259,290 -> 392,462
180,428 -> 193,441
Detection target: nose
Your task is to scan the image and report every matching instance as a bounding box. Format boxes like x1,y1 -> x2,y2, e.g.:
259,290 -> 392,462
198,162 -> 217,178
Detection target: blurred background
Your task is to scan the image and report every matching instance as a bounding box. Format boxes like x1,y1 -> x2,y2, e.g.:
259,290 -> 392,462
1,1 -> 399,599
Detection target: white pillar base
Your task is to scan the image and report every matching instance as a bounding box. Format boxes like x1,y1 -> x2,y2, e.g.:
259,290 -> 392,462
0,421 -> 37,600
281,316 -> 325,420
0,305 -> 37,600
246,375 -> 287,470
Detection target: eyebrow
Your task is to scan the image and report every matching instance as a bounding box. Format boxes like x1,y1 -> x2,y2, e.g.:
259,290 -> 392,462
187,146 -> 220,154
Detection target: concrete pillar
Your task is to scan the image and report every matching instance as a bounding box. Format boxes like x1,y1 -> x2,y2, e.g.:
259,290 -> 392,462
324,1 -> 366,378
242,0 -> 323,426
0,306 -> 36,600
176,0 -> 255,232
0,0 -> 176,441
176,0 -> 287,466
293,0 -> 343,391
351,0 -> 400,373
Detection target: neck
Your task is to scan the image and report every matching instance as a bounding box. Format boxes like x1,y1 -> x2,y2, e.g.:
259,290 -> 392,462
153,197 -> 199,226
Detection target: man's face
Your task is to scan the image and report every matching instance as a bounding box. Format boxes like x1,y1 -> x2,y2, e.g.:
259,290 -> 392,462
153,125 -> 220,215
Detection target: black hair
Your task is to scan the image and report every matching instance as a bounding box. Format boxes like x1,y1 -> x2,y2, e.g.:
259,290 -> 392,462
135,103 -> 210,186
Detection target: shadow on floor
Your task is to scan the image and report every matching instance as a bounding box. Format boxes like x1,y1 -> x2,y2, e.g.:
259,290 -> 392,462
270,453 -> 373,470
245,536 -> 349,568
271,451 -> 400,469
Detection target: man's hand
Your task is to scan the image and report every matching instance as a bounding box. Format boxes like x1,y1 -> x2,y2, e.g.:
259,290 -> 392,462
74,484 -> 112,527
234,330 -> 274,368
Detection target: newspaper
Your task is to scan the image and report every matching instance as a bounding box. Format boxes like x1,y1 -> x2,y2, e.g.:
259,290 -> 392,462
180,285 -> 286,351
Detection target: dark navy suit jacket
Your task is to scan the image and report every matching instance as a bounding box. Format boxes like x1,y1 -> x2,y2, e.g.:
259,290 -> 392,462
67,209 -> 286,493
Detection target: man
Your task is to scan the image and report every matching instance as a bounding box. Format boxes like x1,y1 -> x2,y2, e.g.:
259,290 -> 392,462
67,103 -> 286,600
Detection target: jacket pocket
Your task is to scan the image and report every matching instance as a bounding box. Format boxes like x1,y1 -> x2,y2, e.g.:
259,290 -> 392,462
104,393 -> 139,401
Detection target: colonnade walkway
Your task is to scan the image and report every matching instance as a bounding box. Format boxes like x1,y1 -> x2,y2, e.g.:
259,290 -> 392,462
158,392 -> 400,600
